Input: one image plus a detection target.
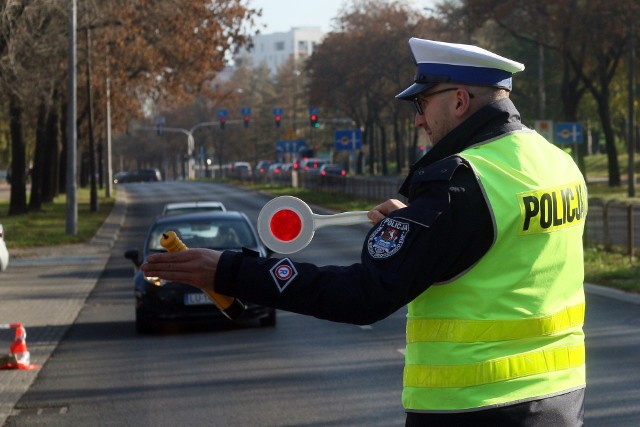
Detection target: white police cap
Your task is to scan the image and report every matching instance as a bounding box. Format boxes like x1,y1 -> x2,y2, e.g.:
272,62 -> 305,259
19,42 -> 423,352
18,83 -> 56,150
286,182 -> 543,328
396,38 -> 525,100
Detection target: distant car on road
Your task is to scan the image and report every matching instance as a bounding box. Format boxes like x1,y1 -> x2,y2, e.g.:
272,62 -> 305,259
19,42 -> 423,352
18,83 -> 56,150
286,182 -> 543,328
113,171 -> 129,184
255,160 -> 272,178
299,158 -> 328,174
124,211 -> 275,333
0,224 -> 9,272
228,162 -> 252,179
267,163 -> 284,180
280,162 -> 294,179
162,201 -> 227,215
320,164 -> 347,177
117,169 -> 162,183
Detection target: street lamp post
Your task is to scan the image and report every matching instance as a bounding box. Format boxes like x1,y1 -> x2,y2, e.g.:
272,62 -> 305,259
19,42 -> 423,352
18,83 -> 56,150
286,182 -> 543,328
66,0 -> 77,235
105,45 -> 113,198
628,17 -> 636,198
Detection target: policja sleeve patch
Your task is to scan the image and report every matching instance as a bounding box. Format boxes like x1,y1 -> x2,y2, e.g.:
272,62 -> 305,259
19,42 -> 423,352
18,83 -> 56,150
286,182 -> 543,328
367,217 -> 410,259
269,258 -> 299,292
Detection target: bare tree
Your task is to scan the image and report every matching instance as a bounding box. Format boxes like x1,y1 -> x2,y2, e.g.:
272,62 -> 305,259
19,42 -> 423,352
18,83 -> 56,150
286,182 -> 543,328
307,0 -> 433,175
1,0 -> 261,215
464,0 -> 640,186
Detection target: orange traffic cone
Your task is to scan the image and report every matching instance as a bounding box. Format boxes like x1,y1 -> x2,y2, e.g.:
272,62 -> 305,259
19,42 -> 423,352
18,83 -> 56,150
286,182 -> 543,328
0,323 -> 39,370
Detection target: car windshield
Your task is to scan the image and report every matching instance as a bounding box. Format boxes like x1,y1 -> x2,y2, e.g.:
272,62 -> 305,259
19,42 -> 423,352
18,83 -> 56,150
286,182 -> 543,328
147,218 -> 257,253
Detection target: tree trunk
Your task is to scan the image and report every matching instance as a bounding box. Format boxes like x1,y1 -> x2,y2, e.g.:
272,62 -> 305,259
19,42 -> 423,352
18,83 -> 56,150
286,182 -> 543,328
560,61 -> 583,121
393,112 -> 402,175
559,62 -> 588,177
8,93 -> 28,216
594,80 -> 621,186
601,107 -> 620,187
366,119 -> 375,175
59,101 -> 68,194
42,97 -> 60,202
29,102 -> 46,211
378,120 -> 388,176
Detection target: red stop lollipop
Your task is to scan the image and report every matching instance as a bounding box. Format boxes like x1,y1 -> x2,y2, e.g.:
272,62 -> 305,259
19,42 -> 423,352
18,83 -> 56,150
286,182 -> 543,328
258,196 -> 371,254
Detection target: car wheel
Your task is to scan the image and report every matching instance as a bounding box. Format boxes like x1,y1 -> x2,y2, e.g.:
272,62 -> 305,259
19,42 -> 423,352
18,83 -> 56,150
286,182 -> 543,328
135,309 -> 155,334
259,310 -> 277,327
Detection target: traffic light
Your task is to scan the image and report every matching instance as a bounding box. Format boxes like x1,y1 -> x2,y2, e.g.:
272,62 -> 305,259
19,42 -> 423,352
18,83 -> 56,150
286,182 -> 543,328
309,114 -> 319,128
219,117 -> 226,130
275,115 -> 281,128
243,115 -> 250,128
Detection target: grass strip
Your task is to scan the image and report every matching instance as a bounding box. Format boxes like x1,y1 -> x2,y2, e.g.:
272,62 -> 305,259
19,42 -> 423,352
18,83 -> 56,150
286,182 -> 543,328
0,188 -> 114,248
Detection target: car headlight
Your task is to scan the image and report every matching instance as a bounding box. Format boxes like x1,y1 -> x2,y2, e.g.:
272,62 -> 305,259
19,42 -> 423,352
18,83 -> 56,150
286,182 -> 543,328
143,276 -> 168,286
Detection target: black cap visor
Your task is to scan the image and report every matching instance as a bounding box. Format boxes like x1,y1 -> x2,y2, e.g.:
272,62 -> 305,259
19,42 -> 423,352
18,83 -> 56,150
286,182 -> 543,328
395,82 -> 438,101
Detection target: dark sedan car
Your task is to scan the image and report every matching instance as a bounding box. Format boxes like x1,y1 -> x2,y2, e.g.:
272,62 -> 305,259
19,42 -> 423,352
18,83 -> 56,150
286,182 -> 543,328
116,168 -> 162,183
125,211 -> 275,333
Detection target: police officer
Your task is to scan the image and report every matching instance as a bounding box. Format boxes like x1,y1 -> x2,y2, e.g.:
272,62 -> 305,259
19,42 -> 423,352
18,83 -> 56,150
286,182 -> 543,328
142,38 -> 587,426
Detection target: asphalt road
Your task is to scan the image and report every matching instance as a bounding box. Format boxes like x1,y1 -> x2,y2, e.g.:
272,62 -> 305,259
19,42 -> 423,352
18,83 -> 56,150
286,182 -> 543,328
4,181 -> 640,426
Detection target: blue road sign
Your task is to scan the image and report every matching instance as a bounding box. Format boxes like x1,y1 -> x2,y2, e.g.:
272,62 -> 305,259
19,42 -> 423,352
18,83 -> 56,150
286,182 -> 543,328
217,109 -> 228,118
276,140 -> 306,154
334,129 -> 362,151
273,107 -> 284,116
555,122 -> 583,144
308,107 -> 318,115
241,107 -> 251,116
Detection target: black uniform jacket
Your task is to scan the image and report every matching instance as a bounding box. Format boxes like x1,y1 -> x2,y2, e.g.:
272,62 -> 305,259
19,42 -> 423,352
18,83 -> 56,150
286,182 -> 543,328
216,98 -> 525,325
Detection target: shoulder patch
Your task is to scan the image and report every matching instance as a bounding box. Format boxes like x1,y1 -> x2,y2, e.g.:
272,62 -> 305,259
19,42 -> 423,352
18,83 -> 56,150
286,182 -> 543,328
367,217 -> 410,259
269,258 -> 298,292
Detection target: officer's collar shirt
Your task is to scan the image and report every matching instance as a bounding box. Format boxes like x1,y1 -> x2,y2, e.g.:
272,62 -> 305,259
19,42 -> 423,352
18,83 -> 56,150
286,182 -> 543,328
400,97 -> 525,198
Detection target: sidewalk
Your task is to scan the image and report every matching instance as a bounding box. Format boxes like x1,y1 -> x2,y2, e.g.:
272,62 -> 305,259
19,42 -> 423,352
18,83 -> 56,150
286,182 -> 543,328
0,187 -> 127,426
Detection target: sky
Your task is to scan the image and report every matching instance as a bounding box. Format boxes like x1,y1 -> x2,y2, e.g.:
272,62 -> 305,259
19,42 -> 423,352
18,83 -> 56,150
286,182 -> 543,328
250,0 -> 437,34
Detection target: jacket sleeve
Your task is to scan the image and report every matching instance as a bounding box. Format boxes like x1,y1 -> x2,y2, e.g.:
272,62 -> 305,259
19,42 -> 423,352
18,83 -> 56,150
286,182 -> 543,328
215,157 -> 493,325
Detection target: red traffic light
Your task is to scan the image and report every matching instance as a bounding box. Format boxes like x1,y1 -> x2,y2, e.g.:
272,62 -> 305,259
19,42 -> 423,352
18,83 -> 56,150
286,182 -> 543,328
275,115 -> 282,128
219,117 -> 226,129
309,114 -> 319,128
243,115 -> 250,128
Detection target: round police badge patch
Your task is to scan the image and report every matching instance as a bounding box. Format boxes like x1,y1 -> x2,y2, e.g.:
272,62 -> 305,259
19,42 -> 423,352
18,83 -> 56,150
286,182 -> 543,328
275,264 -> 293,280
367,217 -> 410,259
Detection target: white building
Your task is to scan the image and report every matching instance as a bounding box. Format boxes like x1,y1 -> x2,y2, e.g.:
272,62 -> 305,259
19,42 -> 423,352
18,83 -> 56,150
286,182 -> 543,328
235,27 -> 324,75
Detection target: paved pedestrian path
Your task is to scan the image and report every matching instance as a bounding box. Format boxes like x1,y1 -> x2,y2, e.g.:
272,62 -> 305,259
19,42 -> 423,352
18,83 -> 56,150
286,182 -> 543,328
0,187 -> 127,426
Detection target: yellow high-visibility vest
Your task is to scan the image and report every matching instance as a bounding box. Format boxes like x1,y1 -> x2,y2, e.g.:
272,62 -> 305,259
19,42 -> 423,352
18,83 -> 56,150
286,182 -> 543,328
403,130 -> 587,412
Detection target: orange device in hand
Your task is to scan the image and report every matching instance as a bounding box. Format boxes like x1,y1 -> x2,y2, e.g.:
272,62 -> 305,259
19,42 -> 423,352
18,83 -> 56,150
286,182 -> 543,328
160,231 -> 245,320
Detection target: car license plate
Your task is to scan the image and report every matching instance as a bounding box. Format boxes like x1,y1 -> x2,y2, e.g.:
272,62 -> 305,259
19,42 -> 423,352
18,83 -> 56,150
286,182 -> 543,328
184,293 -> 214,306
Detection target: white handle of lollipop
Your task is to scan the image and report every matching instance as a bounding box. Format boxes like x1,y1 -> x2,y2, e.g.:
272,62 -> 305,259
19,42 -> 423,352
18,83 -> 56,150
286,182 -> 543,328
257,196 -> 373,254
312,211 -> 370,230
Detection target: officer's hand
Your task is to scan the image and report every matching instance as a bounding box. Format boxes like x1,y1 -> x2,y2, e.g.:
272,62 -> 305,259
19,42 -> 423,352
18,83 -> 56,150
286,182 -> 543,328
141,248 -> 221,293
368,199 -> 407,224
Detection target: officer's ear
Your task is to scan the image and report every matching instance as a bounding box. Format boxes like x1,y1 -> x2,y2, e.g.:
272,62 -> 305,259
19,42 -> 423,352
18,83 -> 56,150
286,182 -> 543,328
453,88 -> 473,118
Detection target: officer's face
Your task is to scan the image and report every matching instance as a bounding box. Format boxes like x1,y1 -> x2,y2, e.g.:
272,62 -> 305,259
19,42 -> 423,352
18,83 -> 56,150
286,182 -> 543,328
414,85 -> 472,145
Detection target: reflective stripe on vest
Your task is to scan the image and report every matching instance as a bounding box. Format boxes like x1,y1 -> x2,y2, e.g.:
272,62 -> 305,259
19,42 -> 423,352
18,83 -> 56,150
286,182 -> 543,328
405,344 -> 585,388
407,302 -> 585,343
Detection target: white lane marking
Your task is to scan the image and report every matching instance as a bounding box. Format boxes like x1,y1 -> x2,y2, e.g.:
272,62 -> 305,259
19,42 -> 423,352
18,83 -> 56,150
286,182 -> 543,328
359,325 -> 373,330
397,349 -> 405,356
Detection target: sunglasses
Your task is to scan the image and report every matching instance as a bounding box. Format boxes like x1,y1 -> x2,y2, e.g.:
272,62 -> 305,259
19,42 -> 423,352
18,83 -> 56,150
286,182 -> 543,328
413,87 -> 474,115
